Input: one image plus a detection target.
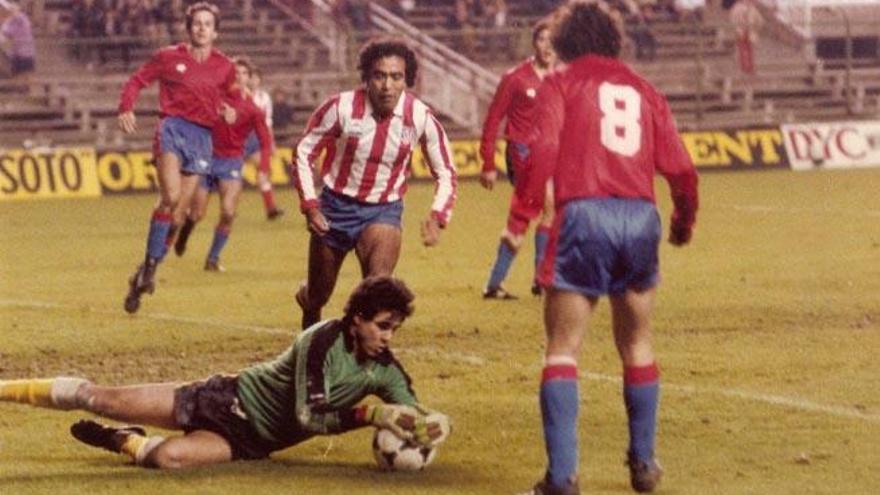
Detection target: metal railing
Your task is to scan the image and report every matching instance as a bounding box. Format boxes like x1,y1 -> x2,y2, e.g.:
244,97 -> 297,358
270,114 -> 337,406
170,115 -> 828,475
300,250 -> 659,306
265,0 -> 348,68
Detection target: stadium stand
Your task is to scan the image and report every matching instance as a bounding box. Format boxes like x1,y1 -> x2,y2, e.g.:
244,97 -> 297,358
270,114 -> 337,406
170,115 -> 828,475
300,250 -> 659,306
1,0 -> 878,151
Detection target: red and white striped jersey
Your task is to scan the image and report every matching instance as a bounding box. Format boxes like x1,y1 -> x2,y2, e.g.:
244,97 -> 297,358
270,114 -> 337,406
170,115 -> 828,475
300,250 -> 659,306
293,89 -> 457,226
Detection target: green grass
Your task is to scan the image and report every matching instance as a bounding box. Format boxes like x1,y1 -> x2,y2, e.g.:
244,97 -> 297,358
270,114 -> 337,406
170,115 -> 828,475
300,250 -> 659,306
1,168 -> 879,494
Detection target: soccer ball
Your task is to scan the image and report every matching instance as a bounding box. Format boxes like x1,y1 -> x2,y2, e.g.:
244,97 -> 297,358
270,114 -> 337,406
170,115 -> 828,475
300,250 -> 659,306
371,428 -> 436,471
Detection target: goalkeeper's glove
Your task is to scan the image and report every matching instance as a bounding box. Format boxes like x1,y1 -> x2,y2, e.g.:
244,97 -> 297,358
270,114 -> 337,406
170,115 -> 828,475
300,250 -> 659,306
412,404 -> 452,448
359,404 -> 420,441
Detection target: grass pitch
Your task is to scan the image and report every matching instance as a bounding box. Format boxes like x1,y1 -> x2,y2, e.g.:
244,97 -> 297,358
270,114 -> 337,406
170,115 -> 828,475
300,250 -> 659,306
1,168 -> 879,494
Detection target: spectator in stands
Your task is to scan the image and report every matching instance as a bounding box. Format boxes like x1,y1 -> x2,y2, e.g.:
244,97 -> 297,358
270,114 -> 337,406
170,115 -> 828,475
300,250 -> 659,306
387,0 -> 416,19
447,0 -> 478,57
488,0 -> 509,28
675,0 -> 705,22
342,0 -> 371,30
730,0 -> 764,75
158,0 -> 187,41
653,0 -> 681,21
531,0 -> 562,16
0,0 -> 35,78
626,2 -> 658,61
70,0 -> 105,63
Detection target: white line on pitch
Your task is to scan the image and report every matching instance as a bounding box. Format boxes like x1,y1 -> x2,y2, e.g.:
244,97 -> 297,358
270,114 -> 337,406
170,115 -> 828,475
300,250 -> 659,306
0,298 -> 289,336
729,204 -> 880,217
2,298 -> 876,423
583,372 -> 879,423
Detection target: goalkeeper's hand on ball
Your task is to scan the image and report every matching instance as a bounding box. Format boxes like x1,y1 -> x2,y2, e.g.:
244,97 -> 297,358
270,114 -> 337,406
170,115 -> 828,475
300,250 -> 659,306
362,404 -> 421,441
412,404 -> 452,448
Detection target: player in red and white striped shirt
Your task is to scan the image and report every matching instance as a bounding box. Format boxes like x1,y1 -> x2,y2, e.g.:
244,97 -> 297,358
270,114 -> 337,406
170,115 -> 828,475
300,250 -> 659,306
292,38 -> 458,329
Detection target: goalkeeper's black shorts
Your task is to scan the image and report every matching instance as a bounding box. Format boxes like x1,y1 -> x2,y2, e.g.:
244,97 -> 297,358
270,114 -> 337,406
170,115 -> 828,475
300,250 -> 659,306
174,374 -> 272,460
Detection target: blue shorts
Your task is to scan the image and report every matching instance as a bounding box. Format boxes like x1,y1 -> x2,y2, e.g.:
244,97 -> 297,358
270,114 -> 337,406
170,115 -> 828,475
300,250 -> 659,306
319,189 -> 403,252
243,131 -> 260,158
199,157 -> 243,190
153,116 -> 213,175
539,198 -> 661,296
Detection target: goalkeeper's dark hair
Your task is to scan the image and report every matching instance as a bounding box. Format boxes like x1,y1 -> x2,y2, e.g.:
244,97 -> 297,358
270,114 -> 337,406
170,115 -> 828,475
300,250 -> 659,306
358,37 -> 419,88
186,2 -> 221,32
551,1 -> 622,62
343,276 -> 415,327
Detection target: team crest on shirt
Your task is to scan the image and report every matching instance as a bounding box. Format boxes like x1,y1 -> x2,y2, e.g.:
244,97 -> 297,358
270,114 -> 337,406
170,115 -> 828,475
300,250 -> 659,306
526,88 -> 537,98
400,126 -> 416,146
176,63 -> 187,74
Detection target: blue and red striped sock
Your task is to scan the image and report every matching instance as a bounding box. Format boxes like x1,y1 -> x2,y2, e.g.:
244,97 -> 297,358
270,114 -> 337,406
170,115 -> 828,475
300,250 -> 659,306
207,225 -> 230,262
540,359 -> 579,488
624,362 -> 660,462
146,210 -> 172,262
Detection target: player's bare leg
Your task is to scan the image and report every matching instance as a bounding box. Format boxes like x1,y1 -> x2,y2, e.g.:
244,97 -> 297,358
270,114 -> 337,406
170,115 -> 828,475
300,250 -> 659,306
297,236 -> 346,329
125,152 -> 184,313
63,383 -> 233,468
1,377 -> 185,466
532,184 -> 555,296
533,289 -> 595,494
355,223 -> 401,277
610,288 -> 663,493
142,430 -> 233,468
175,184 -> 210,257
205,180 -> 242,271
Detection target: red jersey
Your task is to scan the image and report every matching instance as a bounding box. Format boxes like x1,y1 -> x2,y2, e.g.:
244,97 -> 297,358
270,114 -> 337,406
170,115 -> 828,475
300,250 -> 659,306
212,89 -> 272,172
480,58 -> 544,172
521,55 -> 698,229
118,44 -> 236,129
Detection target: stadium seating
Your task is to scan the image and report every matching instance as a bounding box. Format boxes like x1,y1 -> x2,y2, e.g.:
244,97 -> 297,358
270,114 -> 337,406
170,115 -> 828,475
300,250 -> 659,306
1,0 -> 878,151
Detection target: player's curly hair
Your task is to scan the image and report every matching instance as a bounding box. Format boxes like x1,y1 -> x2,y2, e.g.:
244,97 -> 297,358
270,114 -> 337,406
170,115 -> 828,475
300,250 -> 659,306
358,38 -> 419,88
343,276 -> 415,327
551,1 -> 623,62
185,2 -> 221,32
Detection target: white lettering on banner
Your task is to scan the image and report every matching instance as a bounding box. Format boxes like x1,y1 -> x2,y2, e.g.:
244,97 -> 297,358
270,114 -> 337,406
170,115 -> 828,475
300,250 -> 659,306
782,121 -> 880,171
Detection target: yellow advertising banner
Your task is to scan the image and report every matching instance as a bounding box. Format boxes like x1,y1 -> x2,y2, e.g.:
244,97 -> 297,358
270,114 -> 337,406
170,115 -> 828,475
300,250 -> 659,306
0,148 -> 101,200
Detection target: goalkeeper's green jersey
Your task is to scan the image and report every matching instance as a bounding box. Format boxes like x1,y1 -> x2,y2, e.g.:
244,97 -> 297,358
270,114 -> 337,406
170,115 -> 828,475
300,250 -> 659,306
236,319 -> 417,451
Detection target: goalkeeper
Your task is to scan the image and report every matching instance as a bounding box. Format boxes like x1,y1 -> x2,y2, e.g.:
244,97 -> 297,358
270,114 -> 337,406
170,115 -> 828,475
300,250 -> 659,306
0,276 -> 451,468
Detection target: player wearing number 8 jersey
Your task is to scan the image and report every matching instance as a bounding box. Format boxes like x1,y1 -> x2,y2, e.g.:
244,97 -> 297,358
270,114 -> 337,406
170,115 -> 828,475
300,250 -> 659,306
515,2 -> 699,494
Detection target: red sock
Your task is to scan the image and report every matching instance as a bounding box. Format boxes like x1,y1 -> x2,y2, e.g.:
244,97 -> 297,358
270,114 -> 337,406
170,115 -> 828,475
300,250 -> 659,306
261,184 -> 277,212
